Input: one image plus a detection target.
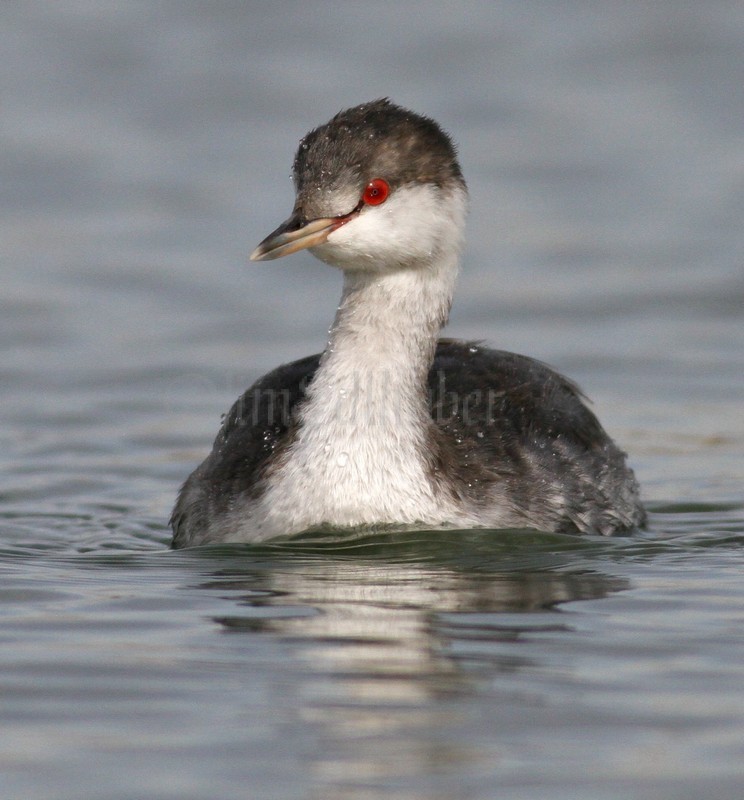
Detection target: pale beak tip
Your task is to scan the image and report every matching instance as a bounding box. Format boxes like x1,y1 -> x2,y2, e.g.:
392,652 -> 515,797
248,214 -> 341,264
249,244 -> 275,262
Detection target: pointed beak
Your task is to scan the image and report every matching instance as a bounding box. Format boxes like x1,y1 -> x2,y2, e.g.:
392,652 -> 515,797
250,207 -> 358,262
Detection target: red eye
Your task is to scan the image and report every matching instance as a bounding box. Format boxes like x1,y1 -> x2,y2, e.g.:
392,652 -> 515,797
362,178 -> 390,206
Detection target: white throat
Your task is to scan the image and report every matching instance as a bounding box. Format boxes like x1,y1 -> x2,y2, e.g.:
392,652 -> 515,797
238,185 -> 470,539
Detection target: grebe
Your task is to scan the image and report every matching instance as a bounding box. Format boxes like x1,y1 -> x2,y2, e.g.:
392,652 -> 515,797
171,99 -> 644,547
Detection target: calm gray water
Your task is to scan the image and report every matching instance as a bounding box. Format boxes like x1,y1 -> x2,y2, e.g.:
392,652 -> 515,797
2,3 -> 743,799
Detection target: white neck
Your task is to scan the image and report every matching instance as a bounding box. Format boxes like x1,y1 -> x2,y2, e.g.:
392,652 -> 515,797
325,258 -> 456,389
244,184 -> 470,538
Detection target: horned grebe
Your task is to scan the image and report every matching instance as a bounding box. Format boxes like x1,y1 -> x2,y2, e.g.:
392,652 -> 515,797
171,99 -> 644,547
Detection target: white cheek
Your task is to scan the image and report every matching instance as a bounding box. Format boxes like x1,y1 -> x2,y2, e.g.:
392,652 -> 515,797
317,184 -> 467,270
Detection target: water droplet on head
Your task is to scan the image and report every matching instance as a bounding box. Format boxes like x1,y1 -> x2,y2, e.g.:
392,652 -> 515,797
336,452 -> 349,467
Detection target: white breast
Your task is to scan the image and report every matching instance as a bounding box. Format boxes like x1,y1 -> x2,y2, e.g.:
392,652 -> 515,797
223,185 -> 474,541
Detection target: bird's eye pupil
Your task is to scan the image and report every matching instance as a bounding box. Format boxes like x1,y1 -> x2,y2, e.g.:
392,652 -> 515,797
362,179 -> 390,206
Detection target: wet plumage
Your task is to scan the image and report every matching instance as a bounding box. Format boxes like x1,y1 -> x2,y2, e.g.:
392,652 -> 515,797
172,100 -> 644,547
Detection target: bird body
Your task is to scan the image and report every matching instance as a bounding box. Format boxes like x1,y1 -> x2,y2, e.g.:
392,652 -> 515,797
171,100 -> 644,547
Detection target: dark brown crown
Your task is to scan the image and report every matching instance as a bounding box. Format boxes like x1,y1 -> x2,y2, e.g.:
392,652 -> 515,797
292,99 -> 466,204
